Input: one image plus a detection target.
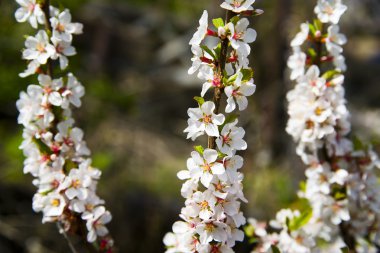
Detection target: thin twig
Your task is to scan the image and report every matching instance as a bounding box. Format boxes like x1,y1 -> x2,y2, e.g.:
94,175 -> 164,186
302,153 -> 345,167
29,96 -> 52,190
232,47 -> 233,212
208,10 -> 234,149
56,222 -> 78,253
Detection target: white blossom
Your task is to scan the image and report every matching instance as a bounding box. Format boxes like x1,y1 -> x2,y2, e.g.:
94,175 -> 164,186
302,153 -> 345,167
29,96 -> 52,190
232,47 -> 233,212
15,0 -> 44,28
314,0 -> 347,24
221,0 -> 255,13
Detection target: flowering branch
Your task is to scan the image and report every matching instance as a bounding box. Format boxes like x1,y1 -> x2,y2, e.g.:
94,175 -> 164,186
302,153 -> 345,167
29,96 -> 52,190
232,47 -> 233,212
14,0 -> 115,252
163,0 -> 263,252
246,1 -> 380,252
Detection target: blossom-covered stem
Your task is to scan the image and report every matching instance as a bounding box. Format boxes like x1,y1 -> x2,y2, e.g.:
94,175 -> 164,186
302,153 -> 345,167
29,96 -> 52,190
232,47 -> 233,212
41,0 -> 53,77
208,10 -> 233,150
15,0 -> 115,250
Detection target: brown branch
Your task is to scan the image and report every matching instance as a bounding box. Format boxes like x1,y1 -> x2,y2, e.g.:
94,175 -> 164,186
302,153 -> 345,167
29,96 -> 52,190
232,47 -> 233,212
208,10 -> 234,149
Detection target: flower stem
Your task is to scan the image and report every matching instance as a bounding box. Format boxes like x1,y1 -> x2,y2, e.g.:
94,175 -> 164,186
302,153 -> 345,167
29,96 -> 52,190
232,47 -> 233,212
208,10 -> 234,149
57,222 -> 78,253
41,0 -> 54,77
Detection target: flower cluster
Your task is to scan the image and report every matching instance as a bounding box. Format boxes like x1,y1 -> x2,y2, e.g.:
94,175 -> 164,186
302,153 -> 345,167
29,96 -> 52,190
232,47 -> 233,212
248,0 -> 380,252
164,1 -> 262,252
15,0 -> 113,250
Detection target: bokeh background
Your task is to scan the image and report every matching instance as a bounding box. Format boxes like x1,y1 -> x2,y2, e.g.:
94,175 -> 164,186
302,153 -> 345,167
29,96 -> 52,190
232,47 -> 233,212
0,0 -> 379,252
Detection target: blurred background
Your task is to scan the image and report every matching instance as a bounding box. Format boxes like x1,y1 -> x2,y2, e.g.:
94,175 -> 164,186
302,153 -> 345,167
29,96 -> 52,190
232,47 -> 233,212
0,0 -> 379,252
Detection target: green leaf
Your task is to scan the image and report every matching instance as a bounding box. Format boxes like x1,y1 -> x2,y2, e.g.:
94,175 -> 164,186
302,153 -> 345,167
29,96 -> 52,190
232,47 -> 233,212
63,159 -> 78,173
200,45 -> 216,60
299,181 -> 306,193
194,145 -> 204,155
308,23 -> 316,36
217,151 -> 226,159
331,184 -> 347,201
313,19 -> 322,31
244,224 -> 255,238
212,18 -> 224,28
227,72 -> 239,84
308,48 -> 317,58
241,68 -> 254,81
322,70 -> 341,80
340,247 -> 349,253
194,96 -> 205,106
288,208 -> 313,231
214,43 -> 222,60
248,237 -> 259,244
230,16 -> 240,25
271,245 -> 281,253
32,137 -> 51,155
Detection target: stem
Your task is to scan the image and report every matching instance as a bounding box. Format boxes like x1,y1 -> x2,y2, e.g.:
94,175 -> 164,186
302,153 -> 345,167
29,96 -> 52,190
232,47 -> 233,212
208,10 -> 234,149
41,0 -> 54,77
57,222 -> 78,253
312,25 -> 357,252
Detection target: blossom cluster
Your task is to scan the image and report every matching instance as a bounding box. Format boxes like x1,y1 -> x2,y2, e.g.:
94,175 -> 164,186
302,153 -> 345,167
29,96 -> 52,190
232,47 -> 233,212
164,1 -> 262,252
248,0 -> 380,252
15,0 -> 113,250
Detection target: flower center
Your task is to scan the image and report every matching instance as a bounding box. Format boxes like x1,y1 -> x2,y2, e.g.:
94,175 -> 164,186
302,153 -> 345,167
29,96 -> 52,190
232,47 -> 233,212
233,0 -> 242,7
315,107 -> 323,116
72,179 -> 81,188
200,200 -> 209,210
202,163 -> 212,172
222,135 -> 231,145
205,223 -> 215,232
28,4 -> 35,12
36,43 -> 46,53
57,23 -> 65,33
203,114 -> 212,124
215,182 -> 224,191
51,198 -> 61,207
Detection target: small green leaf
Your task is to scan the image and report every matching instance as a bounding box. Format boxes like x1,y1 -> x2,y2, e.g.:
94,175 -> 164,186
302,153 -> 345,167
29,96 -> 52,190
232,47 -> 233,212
244,224 -> 255,237
194,145 -> 204,155
322,70 -> 341,80
200,45 -> 216,60
33,138 -> 51,155
227,73 -> 239,84
241,68 -> 254,81
248,237 -> 259,244
308,23 -> 316,36
288,208 -> 313,231
194,96 -> 205,106
212,18 -> 224,28
230,16 -> 240,25
299,181 -> 306,193
313,19 -> 322,31
214,43 -> 222,60
271,245 -> 281,253
331,184 -> 347,201
217,151 -> 226,159
63,159 -> 78,173
340,247 -> 349,253
308,48 -> 317,58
